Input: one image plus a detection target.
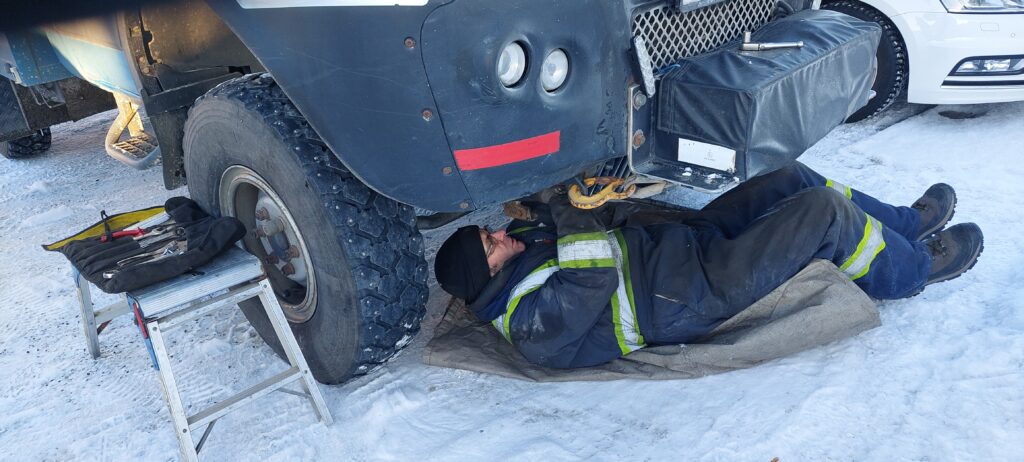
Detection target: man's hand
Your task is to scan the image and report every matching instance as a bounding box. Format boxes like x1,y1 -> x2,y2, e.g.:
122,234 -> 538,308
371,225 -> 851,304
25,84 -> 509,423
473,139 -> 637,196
503,184 -> 567,222
502,201 -> 536,221
536,184 -> 568,204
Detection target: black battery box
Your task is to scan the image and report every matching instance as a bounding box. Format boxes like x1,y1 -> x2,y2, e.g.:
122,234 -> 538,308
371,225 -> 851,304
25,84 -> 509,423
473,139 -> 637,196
656,9 -> 881,178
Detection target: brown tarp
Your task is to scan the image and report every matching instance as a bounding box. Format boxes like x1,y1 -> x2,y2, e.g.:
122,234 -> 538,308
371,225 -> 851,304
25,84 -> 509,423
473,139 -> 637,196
424,260 -> 881,381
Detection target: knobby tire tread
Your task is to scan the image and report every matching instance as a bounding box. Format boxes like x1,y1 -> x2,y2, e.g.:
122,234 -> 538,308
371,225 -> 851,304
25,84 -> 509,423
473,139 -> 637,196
1,128 -> 51,159
193,73 -> 428,377
824,0 -> 908,122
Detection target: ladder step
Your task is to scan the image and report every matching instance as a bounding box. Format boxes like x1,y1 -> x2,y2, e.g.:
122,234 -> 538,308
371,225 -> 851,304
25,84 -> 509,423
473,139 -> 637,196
95,300 -> 131,325
186,366 -> 303,429
112,134 -> 159,159
128,247 -> 264,319
148,281 -> 264,331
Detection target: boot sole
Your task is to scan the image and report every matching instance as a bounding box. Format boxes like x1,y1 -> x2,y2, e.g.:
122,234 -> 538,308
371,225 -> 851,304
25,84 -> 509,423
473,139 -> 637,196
915,193 -> 957,241
925,237 -> 983,286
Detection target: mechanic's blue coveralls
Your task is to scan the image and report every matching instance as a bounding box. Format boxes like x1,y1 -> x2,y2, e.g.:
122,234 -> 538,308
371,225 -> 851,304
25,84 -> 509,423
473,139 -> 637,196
472,163 -> 932,368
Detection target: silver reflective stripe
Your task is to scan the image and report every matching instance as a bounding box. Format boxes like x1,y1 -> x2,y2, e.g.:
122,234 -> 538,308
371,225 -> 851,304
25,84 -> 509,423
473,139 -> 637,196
512,265 -> 560,299
557,239 -> 613,265
839,215 -> 887,281
492,233 -> 645,351
493,264 -> 560,342
826,178 -> 853,199
238,0 -> 428,8
608,233 -> 645,353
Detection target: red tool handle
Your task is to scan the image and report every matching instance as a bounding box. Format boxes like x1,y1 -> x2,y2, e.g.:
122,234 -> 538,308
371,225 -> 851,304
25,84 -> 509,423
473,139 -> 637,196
100,227 -> 144,242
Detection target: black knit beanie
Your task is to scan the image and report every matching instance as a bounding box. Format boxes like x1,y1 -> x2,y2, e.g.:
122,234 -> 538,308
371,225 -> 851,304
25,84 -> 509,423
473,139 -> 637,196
434,225 -> 491,304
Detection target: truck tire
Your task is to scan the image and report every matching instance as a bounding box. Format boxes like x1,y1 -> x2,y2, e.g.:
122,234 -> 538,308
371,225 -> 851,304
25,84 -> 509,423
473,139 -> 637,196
0,128 -> 51,159
183,73 -> 429,384
823,1 -> 908,122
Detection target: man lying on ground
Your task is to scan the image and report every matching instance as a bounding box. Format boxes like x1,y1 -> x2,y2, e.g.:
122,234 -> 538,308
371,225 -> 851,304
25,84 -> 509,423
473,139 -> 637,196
433,162 -> 983,369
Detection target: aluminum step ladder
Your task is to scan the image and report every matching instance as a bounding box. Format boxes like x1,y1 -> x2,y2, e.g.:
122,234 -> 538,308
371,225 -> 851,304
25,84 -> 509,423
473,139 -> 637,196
72,210 -> 169,359
73,268 -> 131,359
120,247 -> 332,461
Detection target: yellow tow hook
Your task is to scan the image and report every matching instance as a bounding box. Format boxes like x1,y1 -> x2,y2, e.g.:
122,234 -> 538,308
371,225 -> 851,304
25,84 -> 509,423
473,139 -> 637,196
568,177 -> 637,209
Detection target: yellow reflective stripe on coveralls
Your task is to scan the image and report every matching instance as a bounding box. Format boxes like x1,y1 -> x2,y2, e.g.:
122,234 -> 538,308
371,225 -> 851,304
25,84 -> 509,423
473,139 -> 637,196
508,225 -> 540,235
825,179 -> 853,199
491,230 -> 647,352
492,259 -> 559,342
495,230 -> 616,341
557,230 -> 643,352
839,215 -> 887,281
609,230 -> 645,354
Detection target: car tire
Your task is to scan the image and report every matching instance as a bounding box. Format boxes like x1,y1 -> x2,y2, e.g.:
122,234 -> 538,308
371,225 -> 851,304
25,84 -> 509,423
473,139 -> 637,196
823,0 -> 908,122
1,128 -> 51,159
183,73 -> 429,384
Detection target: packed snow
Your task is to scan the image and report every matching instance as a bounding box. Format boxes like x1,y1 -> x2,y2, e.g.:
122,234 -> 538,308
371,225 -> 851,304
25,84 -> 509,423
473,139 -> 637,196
0,102 -> 1021,461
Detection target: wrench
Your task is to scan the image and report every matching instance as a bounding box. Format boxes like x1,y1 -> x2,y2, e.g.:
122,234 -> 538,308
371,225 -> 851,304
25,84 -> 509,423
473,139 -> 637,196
740,31 -> 804,52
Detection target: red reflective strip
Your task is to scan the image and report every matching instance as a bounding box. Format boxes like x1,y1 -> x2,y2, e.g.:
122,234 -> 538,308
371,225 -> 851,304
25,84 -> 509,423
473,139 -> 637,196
132,302 -> 148,339
454,131 -> 561,170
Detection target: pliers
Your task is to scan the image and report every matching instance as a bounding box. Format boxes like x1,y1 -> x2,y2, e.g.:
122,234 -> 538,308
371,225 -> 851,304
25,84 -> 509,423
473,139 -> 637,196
114,239 -> 186,268
100,228 -> 144,242
99,223 -> 183,243
135,224 -> 184,240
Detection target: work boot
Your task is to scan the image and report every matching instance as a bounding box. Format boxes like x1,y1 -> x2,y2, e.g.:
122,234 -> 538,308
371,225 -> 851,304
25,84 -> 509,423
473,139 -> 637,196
913,183 -> 956,240
924,223 -> 983,286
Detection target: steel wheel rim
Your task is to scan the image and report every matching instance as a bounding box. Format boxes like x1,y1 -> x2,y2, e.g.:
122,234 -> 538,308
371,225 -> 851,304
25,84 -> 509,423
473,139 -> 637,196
219,165 -> 317,323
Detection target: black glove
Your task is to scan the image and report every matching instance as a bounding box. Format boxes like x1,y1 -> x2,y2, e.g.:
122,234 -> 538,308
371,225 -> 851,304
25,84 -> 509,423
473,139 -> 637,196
547,189 -> 607,238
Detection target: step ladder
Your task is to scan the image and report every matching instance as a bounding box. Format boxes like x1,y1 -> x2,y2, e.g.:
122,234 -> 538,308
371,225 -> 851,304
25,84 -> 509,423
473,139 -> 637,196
73,268 -> 131,359
75,247 -> 332,461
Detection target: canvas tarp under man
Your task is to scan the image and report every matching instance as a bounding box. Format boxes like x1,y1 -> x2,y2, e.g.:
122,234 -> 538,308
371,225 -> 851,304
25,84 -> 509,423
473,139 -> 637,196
424,259 -> 880,381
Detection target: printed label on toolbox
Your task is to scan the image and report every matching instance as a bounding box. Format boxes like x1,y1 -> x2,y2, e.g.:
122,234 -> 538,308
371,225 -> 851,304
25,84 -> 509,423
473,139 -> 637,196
677,138 -> 736,173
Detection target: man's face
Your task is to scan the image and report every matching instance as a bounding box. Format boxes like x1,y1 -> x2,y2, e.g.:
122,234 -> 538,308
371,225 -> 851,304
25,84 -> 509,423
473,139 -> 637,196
480,228 -> 526,275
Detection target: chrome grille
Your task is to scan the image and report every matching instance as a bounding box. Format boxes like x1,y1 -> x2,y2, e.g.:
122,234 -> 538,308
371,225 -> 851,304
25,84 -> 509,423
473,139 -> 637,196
632,0 -> 778,71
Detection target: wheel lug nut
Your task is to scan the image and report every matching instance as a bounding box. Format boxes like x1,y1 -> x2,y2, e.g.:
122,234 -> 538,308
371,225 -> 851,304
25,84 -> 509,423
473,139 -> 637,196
282,263 -> 296,276
255,208 -> 270,220
261,218 -> 285,236
286,245 -> 300,259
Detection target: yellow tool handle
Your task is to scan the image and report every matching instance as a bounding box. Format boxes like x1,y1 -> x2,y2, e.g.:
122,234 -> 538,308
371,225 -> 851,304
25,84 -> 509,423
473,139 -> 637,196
568,177 -> 636,209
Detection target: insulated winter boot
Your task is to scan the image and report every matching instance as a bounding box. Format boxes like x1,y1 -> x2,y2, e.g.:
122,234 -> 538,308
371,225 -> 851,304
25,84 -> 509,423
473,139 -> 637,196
924,222 -> 983,286
913,183 -> 956,240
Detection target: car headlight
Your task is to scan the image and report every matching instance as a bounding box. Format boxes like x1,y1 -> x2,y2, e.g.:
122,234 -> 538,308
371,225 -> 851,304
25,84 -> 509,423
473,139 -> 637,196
540,49 -> 570,92
940,0 -> 1024,13
497,42 -> 527,87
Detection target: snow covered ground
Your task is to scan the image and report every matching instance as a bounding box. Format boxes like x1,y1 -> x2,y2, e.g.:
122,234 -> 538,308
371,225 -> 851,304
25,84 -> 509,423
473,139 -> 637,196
1,102 -> 1022,461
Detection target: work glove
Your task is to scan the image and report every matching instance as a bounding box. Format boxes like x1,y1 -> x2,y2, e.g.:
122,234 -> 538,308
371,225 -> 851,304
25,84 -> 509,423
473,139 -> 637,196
547,187 -> 608,238
502,183 -> 567,222
536,184 -> 568,204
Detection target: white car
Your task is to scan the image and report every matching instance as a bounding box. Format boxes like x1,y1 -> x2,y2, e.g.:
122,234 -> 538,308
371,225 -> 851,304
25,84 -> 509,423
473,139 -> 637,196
823,0 -> 1024,121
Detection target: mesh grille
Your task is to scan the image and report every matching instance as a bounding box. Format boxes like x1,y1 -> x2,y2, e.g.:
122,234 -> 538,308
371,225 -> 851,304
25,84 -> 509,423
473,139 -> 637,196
633,0 -> 778,71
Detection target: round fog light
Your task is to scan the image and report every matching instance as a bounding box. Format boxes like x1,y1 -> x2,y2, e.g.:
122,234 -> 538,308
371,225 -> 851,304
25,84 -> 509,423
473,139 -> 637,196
497,42 -> 527,87
541,49 -> 569,92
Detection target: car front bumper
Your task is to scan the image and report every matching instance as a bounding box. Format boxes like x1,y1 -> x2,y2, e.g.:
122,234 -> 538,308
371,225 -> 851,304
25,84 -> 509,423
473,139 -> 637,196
894,10 -> 1024,104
